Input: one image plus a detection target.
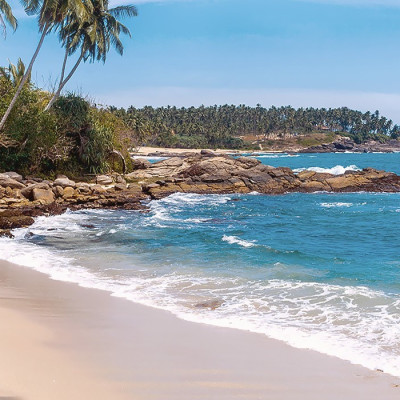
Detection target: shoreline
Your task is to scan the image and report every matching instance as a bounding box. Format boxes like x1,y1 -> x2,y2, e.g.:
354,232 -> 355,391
0,259 -> 399,399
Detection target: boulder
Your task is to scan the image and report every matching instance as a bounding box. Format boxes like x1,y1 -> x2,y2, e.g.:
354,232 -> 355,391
114,183 -> 127,191
54,177 -> 76,188
0,177 -> 25,190
21,183 -> 51,200
0,172 -> 23,182
200,149 -> 215,157
62,187 -> 75,199
131,158 -> 152,170
96,175 -> 113,185
0,215 -> 35,229
297,170 -> 316,180
91,184 -> 107,194
76,183 -> 91,193
236,157 -> 261,168
53,186 -> 64,198
32,188 -> 55,204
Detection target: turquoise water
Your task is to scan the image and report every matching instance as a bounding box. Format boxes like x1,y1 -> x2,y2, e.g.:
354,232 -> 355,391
0,152 -> 399,376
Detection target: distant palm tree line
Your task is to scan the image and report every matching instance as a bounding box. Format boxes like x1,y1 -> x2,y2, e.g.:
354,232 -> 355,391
110,104 -> 400,149
0,0 -> 137,130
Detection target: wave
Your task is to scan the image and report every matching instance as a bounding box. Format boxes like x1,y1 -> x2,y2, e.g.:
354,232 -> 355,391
1,228 -> 399,377
222,235 -> 257,248
320,202 -> 353,208
294,165 -> 360,175
255,154 -> 299,159
1,198 -> 400,378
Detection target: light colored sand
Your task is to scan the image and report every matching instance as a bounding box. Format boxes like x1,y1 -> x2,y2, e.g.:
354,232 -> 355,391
0,259 -> 399,400
132,146 -> 243,155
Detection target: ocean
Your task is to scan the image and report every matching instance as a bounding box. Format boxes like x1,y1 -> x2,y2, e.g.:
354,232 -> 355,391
1,152 -> 399,376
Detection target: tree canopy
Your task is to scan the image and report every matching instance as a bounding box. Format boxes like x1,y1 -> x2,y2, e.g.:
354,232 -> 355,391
110,104 -> 400,149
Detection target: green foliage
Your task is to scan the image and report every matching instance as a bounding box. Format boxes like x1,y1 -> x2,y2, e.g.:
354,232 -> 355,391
0,79 -> 129,175
111,104 -> 400,149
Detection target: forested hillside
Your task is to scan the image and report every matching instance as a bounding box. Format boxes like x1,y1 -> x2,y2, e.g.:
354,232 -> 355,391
111,104 -> 400,149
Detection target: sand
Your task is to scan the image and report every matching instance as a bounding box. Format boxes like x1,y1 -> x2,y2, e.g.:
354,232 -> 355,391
0,259 -> 399,400
131,146 -> 243,155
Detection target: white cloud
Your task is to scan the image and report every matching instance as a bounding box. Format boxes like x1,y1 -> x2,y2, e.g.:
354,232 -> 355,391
93,87 -> 400,123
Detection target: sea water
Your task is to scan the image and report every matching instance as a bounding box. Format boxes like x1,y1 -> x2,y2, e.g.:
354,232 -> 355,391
0,152 -> 399,376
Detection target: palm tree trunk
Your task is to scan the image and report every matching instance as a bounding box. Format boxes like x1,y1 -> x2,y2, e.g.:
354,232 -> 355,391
0,24 -> 49,131
44,52 -> 84,112
59,47 -> 69,87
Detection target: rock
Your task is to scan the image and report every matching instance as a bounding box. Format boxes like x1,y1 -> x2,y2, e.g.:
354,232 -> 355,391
62,187 -> 75,199
96,175 -> 113,185
0,214 -> 35,229
194,299 -> 224,310
297,170 -> 316,180
115,175 -> 126,184
76,183 -> 91,193
32,188 -> 55,204
200,149 -> 215,157
236,157 -> 261,168
131,158 -> 152,170
54,177 -> 76,188
114,183 -> 127,191
91,184 -> 107,194
53,186 -> 64,198
0,177 -> 26,190
21,183 -> 51,200
0,171 -> 23,182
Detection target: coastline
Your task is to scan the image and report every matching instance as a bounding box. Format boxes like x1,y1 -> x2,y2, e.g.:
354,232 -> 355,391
0,259 -> 399,399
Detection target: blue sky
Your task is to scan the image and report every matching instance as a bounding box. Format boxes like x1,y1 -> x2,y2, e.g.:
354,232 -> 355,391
2,0 -> 400,121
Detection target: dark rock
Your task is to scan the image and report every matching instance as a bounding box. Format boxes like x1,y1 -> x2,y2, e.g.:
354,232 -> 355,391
194,299 -> 224,310
200,149 -> 215,157
131,158 -> 152,170
0,214 -> 35,229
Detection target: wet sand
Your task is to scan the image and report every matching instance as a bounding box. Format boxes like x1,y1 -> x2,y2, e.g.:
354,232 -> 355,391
0,259 -> 399,400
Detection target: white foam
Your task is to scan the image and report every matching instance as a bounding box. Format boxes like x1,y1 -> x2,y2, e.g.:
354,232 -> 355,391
222,235 -> 257,248
255,154 -> 299,159
1,208 -> 400,378
320,202 -> 353,208
294,165 -> 361,175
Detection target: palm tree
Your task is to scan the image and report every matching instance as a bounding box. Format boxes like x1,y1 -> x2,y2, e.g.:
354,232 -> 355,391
0,0 -> 17,37
44,0 -> 137,111
0,0 -> 89,131
0,58 -> 31,86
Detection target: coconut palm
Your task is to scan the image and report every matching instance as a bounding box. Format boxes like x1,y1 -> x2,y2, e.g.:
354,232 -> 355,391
0,0 -> 89,130
44,0 -> 137,111
0,58 -> 31,86
0,0 -> 17,37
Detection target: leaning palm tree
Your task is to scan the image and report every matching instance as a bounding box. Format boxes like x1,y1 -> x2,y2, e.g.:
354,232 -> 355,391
0,0 -> 17,37
44,0 -> 137,111
0,0 -> 89,130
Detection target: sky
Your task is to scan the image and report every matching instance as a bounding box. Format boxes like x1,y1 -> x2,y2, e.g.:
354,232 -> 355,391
2,0 -> 400,121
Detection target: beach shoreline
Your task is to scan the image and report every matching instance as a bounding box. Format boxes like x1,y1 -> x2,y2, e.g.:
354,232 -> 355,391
0,259 -> 399,399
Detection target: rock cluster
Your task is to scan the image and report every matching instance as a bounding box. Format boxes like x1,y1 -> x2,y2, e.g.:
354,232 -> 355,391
0,172 -> 148,236
2,154 -> 400,236
300,138 -> 400,153
126,155 -> 400,199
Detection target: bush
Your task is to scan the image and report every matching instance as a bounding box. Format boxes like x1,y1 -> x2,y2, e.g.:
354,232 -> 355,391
0,81 -> 132,176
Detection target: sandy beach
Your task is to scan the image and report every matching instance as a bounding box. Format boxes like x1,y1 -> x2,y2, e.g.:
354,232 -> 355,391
0,259 -> 399,400
131,146 -> 245,156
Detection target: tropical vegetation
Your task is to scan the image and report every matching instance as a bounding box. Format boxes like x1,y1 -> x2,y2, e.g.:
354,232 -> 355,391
110,104 -> 400,149
0,0 -> 137,175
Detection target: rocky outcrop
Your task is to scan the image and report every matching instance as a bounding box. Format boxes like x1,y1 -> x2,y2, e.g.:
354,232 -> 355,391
1,154 -> 400,236
300,138 -> 400,153
126,154 -> 400,199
